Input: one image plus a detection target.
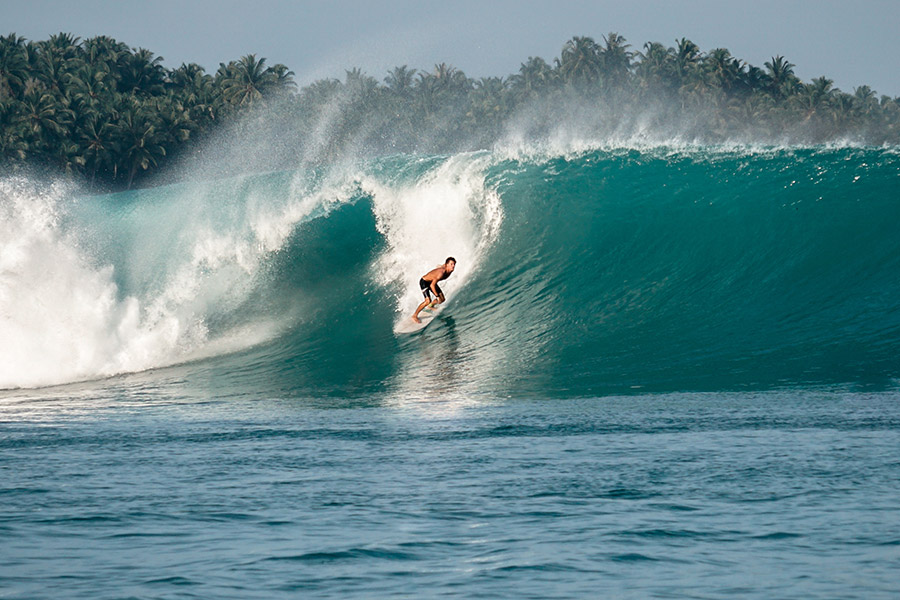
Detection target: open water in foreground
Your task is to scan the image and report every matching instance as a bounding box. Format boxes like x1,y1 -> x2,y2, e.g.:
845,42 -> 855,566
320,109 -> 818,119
2,384 -> 899,599
2,145 -> 899,597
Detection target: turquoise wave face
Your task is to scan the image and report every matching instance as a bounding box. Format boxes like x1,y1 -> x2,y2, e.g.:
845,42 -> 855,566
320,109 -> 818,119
467,147 -> 900,394
2,146 -> 899,394
207,146 -> 900,397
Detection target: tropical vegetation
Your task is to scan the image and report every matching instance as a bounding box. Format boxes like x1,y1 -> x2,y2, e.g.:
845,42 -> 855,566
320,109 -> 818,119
1,32 -> 898,189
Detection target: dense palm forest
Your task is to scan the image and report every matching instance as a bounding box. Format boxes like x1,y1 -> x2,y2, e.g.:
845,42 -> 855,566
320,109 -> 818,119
2,32 -> 899,190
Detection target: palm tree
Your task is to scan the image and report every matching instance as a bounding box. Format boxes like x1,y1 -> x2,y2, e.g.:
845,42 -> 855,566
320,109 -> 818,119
379,65 -> 418,141
81,35 -> 128,93
726,92 -> 776,136
55,139 -> 86,175
0,33 -> 29,98
299,78 -> 342,108
152,96 -> 192,147
601,33 -> 633,88
674,38 -> 701,80
413,63 -> 470,126
704,48 -> 744,92
66,63 -> 115,114
511,56 -> 555,102
670,38 -> 706,109
119,48 -> 166,96
34,47 -> 71,96
809,76 -> 835,100
741,65 -> 767,96
467,76 -> 511,130
384,65 -> 417,98
792,76 -> 835,126
168,62 -> 219,126
344,68 -> 378,102
764,55 -> 797,100
828,93 -> 858,132
4,30 -> 900,181
431,62 -> 455,86
428,63 -> 470,95
82,35 -> 128,68
115,97 -> 166,188
43,33 -> 81,61
556,36 -> 602,89
0,96 -> 27,160
18,89 -> 73,151
635,42 -> 675,92
218,54 -> 280,107
669,39 -> 709,109
75,113 -> 117,186
168,62 -> 206,91
853,85 -> 878,118
269,64 -> 296,93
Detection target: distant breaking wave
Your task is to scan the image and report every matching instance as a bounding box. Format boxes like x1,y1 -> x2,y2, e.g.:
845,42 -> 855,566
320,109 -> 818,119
2,143 -> 899,395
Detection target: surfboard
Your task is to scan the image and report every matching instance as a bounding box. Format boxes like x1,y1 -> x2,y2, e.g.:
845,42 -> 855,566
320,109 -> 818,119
394,302 -> 444,334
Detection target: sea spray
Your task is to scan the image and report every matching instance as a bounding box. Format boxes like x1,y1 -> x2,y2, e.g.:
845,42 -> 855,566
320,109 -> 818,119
365,152 -> 503,324
0,177 -> 159,388
0,169 -> 362,388
3,144 -> 899,394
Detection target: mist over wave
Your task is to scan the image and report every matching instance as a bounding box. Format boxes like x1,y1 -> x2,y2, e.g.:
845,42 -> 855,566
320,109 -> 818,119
2,142 -> 899,394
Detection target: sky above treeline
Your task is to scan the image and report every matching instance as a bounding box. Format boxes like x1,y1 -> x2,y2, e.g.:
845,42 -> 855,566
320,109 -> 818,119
4,0 -> 900,97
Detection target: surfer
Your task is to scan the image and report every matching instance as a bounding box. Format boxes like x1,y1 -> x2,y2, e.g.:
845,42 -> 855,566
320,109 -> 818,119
412,257 -> 456,323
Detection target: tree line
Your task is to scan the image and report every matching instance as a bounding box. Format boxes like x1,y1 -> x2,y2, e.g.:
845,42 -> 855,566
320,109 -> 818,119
0,32 -> 295,189
1,32 -> 898,189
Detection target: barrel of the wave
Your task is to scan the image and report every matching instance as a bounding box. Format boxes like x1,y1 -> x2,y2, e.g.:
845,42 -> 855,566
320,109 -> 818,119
419,146 -> 900,396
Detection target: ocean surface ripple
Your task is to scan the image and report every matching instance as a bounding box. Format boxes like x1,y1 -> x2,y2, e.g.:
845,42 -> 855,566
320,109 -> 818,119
1,387 -> 899,599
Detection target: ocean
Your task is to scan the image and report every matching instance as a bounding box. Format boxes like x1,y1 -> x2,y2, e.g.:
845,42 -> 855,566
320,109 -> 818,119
2,144 -> 899,598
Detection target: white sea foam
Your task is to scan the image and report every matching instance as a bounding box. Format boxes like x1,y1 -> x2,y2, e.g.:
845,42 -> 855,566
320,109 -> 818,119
364,153 -> 503,327
2,154 -> 503,389
0,178 -> 145,388
0,172 -> 352,389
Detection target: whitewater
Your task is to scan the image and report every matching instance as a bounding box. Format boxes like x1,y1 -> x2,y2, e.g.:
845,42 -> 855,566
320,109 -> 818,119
2,143 -> 899,599
2,145 -> 898,393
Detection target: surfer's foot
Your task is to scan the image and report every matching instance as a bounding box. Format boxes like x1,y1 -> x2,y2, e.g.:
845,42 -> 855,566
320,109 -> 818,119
412,316 -> 421,323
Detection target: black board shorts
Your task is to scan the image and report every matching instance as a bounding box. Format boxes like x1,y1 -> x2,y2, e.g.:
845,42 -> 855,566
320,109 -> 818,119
420,278 -> 443,299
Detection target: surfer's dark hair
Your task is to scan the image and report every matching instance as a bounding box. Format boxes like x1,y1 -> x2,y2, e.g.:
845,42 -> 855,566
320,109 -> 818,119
446,257 -> 456,264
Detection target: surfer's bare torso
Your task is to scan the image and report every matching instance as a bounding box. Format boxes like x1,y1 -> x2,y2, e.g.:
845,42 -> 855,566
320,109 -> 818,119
422,265 -> 451,285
